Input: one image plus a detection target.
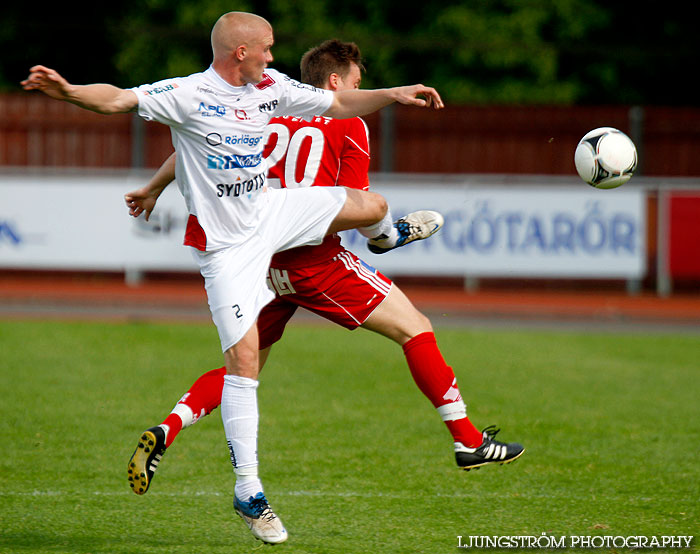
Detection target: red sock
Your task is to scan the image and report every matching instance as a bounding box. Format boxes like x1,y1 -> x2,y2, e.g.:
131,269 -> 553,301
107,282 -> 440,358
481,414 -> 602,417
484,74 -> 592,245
161,413 -> 183,448
402,332 -> 484,447
161,366 -> 226,447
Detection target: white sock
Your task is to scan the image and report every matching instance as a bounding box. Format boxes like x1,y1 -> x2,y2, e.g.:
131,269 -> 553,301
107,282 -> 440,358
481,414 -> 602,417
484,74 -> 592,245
437,399 -> 467,422
358,209 -> 399,244
221,374 -> 263,499
235,465 -> 263,501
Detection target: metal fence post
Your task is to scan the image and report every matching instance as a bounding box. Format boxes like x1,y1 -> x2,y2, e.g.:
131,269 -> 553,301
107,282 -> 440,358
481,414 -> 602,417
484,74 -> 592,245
656,186 -> 672,297
131,112 -> 145,169
628,106 -> 645,176
127,113 -> 146,286
379,104 -> 395,173
627,106 -> 646,295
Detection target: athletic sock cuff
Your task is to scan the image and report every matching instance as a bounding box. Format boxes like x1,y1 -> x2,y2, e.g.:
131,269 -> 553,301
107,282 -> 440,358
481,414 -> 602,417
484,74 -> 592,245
234,464 -> 259,478
437,400 -> 467,422
171,402 -> 195,427
223,374 -> 259,388
402,331 -> 436,354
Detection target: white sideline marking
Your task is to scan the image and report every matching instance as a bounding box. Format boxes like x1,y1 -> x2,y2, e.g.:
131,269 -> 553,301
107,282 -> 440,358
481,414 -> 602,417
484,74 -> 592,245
0,489 -> 656,502
0,489 -> 447,499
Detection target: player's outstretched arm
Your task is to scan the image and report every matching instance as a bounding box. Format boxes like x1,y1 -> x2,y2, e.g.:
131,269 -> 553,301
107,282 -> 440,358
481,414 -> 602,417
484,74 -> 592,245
21,65 -> 137,114
125,153 -> 177,221
324,84 -> 444,119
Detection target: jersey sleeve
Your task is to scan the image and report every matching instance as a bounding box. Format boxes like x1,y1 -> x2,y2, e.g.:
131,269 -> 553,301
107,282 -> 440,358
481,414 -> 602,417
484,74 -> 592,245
335,117 -> 371,190
131,76 -> 189,127
271,70 -> 333,120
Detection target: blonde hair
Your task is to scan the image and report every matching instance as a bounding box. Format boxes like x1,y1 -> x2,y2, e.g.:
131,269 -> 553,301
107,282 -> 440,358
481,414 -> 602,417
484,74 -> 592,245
211,11 -> 271,61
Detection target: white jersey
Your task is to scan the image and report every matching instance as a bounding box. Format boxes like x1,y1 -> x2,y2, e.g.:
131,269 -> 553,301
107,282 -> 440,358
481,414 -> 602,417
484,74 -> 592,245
132,67 -> 333,251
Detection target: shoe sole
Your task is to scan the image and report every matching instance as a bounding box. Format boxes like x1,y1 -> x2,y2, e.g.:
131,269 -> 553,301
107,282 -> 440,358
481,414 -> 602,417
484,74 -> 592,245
127,430 -> 157,495
459,448 -> 525,471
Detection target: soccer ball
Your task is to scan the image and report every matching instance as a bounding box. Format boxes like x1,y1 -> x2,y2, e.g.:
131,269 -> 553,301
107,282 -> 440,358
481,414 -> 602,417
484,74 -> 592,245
574,127 -> 638,189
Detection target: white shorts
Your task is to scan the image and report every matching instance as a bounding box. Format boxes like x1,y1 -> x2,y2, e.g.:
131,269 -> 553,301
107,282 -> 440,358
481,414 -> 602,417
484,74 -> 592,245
192,186 -> 347,352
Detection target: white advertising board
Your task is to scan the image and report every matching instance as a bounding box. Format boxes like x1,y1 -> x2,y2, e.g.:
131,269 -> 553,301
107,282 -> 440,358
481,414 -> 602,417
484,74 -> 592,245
340,183 -> 647,279
0,173 -> 646,279
0,172 -> 195,271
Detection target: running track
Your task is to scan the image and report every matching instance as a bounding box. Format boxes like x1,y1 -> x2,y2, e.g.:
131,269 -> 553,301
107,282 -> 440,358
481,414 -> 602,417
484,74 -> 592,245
2,273 -> 699,334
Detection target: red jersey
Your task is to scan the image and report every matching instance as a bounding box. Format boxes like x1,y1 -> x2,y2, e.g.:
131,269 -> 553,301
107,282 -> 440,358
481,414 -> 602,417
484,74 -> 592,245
262,115 -> 370,267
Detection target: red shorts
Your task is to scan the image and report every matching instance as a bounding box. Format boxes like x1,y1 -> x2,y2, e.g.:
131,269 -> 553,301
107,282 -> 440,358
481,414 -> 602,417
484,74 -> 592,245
257,249 -> 393,350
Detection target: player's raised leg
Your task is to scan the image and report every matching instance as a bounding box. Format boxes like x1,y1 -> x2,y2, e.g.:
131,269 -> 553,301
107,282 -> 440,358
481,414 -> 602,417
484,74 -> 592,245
361,286 -> 524,469
326,188 -> 388,233
326,188 -> 444,253
127,366 -> 226,494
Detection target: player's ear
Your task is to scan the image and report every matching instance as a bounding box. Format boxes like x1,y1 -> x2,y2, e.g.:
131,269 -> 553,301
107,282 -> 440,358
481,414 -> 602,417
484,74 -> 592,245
235,45 -> 247,61
328,72 -> 340,91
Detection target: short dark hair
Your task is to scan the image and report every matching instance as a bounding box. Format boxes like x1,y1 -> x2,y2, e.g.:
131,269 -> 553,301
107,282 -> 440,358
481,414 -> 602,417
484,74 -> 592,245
300,39 -> 365,87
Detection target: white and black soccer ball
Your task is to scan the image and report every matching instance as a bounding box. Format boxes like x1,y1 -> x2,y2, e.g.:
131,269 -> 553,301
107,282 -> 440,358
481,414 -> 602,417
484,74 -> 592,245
574,127 -> 638,189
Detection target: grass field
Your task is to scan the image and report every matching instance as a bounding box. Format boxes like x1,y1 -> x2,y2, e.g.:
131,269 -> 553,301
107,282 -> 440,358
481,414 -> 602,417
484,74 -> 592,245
1,319 -> 698,553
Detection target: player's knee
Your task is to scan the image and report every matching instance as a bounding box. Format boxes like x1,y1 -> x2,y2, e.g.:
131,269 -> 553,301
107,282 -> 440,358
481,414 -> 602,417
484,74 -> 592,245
404,310 -> 433,340
415,310 -> 433,333
367,191 -> 388,222
367,307 -> 433,345
224,345 -> 260,379
330,190 -> 388,234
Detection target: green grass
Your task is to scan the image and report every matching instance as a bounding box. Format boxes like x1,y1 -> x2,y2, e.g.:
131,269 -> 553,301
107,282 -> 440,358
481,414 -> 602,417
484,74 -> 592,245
0,319 -> 698,553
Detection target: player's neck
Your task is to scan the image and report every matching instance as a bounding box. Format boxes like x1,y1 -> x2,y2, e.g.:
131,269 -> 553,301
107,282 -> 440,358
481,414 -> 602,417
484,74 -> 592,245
211,61 -> 247,88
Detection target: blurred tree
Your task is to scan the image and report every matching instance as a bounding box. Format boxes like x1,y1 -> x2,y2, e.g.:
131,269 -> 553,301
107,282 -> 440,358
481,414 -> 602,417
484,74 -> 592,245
1,3 -> 131,88
2,1 -> 698,106
373,0 -> 610,103
560,4 -> 700,106
110,0 -> 256,86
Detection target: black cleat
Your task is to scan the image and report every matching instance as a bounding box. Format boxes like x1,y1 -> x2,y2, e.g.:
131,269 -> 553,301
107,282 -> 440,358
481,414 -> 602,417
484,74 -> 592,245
127,426 -> 166,494
455,426 -> 524,470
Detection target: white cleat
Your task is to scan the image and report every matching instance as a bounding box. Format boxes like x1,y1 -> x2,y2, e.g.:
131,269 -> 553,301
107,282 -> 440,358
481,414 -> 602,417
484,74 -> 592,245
367,210 -> 444,254
234,492 -> 288,544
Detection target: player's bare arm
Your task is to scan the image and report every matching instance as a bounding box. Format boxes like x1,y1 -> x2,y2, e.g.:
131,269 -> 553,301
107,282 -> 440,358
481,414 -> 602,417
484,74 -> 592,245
125,153 -> 177,221
324,84 -> 444,119
21,65 -> 138,114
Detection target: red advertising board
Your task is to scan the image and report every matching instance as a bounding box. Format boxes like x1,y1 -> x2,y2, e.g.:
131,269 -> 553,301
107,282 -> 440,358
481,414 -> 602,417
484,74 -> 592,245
669,194 -> 700,278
